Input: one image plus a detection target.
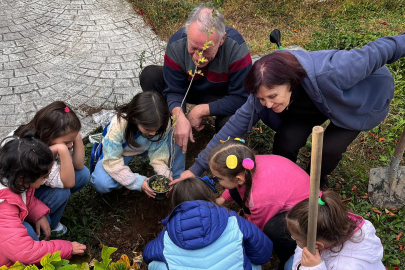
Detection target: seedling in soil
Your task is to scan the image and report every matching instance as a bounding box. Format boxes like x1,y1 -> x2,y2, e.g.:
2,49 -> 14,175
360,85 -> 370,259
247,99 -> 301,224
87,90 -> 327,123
150,175 -> 170,192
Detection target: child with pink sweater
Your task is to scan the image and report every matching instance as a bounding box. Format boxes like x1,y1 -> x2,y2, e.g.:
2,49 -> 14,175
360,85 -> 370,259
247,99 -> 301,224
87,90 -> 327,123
0,133 -> 86,266
209,140 -> 310,268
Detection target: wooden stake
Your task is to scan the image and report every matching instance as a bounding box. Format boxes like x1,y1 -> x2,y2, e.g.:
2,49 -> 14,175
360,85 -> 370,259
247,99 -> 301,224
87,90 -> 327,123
307,126 -> 324,255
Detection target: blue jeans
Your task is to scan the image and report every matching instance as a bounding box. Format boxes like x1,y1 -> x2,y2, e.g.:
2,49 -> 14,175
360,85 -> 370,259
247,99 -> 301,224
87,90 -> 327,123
23,215 -> 52,241
90,137 -> 185,194
34,167 -> 90,229
284,255 -> 294,270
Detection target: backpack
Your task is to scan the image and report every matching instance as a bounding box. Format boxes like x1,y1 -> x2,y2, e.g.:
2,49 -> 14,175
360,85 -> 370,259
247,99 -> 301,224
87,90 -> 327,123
89,123 -> 109,174
89,123 -> 142,174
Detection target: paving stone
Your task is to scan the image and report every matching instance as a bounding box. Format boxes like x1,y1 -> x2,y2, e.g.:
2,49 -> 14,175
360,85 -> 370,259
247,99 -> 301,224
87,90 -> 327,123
0,0 -> 165,139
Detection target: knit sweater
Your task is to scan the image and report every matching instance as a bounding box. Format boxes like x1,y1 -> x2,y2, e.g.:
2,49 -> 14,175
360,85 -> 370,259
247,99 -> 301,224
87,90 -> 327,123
163,26 -> 251,116
222,155 -> 310,230
101,115 -> 171,191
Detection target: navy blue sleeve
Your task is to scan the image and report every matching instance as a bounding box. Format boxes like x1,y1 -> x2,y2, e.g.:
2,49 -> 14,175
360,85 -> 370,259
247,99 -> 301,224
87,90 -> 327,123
189,94 -> 259,176
143,229 -> 168,265
231,212 -> 273,265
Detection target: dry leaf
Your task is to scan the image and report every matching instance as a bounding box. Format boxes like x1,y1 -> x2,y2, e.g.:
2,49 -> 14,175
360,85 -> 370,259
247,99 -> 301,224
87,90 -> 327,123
396,232 -> 403,241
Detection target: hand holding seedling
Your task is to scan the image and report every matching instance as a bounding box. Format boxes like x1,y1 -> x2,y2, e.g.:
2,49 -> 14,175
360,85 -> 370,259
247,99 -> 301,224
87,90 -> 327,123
71,242 -> 87,255
142,178 -> 156,198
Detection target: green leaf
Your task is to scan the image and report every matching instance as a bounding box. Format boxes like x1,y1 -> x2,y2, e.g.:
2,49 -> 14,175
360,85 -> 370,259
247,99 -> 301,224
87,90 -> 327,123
8,262 -> 25,270
42,264 -> 55,270
58,265 -> 77,270
109,262 -> 127,270
101,246 -> 117,265
41,251 -> 61,266
23,266 -> 39,270
51,259 -> 70,269
80,263 -> 90,270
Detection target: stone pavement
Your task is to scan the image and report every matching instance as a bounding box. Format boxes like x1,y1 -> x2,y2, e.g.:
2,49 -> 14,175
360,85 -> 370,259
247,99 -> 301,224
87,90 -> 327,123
0,0 -> 165,138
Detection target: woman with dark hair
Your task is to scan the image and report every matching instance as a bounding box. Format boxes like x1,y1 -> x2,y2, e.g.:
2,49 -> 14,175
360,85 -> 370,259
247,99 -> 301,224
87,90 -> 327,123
175,33 -> 405,187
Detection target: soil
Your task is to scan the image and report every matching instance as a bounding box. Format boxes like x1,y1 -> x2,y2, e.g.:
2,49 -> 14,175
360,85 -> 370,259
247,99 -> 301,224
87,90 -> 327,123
85,115 -> 278,269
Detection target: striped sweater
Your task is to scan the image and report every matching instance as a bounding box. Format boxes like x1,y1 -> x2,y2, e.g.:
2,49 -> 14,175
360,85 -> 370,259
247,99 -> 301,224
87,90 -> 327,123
163,26 -> 251,116
101,115 -> 171,191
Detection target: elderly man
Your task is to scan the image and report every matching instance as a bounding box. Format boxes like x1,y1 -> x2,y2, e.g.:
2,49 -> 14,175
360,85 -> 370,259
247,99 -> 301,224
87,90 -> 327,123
140,5 -> 252,156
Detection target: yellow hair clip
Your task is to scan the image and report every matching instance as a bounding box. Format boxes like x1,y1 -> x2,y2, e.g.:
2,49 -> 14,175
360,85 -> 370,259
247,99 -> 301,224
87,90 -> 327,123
220,136 -> 230,144
220,137 -> 245,144
226,155 -> 238,169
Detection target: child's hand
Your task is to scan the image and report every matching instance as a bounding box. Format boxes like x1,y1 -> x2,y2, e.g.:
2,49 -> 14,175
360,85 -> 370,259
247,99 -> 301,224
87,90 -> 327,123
71,242 -> 87,255
36,216 -> 51,240
142,178 -> 156,198
216,196 -> 226,205
49,143 -> 69,156
301,247 -> 322,267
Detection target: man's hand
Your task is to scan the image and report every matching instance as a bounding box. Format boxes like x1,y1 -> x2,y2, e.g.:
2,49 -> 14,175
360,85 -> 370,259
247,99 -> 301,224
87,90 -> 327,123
36,216 -> 51,240
187,104 -> 210,132
142,178 -> 156,198
216,196 -> 226,205
170,170 -> 195,185
173,108 -> 194,154
301,247 -> 322,267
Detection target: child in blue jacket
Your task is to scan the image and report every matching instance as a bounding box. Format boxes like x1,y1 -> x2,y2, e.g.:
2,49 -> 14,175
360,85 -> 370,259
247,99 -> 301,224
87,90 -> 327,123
143,177 -> 273,270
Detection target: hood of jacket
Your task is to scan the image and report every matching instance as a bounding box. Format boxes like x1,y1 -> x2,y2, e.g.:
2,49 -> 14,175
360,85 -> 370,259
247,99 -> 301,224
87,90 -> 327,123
162,200 -> 230,250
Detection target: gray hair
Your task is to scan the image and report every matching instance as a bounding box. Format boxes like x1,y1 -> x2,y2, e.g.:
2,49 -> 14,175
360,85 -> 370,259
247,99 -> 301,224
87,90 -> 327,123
185,5 -> 226,41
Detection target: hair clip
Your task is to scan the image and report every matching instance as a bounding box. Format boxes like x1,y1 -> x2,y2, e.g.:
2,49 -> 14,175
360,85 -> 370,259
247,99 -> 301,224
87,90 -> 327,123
242,158 -> 254,170
226,155 -> 238,169
220,136 -> 230,143
318,191 -> 325,205
220,136 -> 245,144
64,107 -> 70,113
197,176 -> 217,193
234,138 -> 245,143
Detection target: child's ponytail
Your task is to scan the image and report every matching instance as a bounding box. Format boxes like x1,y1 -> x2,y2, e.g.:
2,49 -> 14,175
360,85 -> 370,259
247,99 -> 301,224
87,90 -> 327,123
287,190 -> 359,251
0,130 -> 53,194
208,140 -> 256,214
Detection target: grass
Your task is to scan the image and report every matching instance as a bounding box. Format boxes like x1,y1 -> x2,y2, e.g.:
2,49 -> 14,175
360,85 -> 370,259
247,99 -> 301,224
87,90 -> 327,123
62,0 -> 405,268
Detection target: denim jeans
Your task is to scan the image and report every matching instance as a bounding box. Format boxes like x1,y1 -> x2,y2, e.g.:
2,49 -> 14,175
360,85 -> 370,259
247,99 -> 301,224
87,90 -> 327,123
90,132 -> 185,194
284,255 -> 294,270
23,215 -> 52,241
34,167 -> 90,229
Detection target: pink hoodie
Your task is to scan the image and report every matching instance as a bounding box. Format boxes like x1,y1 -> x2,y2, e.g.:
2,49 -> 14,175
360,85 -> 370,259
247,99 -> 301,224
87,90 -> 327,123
222,155 -> 310,230
0,187 -> 73,267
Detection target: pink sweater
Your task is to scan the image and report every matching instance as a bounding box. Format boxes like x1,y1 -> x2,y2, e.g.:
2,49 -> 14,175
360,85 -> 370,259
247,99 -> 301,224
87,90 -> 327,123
222,155 -> 310,230
0,187 -> 72,266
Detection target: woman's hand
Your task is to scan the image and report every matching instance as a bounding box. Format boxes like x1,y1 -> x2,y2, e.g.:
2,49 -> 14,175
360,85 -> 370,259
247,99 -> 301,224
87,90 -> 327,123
301,247 -> 322,267
71,242 -> 87,255
170,170 -> 195,186
142,178 -> 156,198
216,196 -> 226,205
36,216 -> 51,240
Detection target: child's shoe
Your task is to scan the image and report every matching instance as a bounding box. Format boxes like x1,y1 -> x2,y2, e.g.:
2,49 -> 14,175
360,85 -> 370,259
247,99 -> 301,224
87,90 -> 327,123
51,222 -> 68,237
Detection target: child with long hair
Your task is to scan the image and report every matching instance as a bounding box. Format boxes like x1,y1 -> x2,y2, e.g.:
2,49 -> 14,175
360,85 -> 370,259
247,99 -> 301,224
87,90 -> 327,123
143,177 -> 273,269
14,102 -> 89,236
285,190 -> 385,270
90,91 -> 184,197
0,133 -> 86,266
14,101 -> 89,236
208,140 -> 310,268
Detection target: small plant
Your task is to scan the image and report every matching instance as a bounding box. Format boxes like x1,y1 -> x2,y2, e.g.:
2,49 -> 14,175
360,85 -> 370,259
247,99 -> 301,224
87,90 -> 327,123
150,175 -> 170,192
0,246 -> 141,270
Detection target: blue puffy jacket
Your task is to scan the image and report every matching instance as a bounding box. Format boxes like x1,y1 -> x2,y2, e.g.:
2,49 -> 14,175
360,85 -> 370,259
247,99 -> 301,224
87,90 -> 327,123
143,201 -> 273,270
